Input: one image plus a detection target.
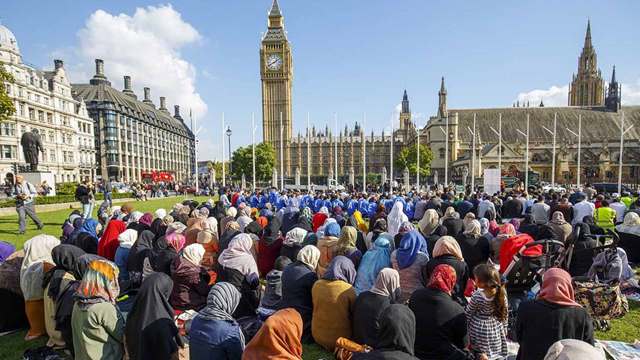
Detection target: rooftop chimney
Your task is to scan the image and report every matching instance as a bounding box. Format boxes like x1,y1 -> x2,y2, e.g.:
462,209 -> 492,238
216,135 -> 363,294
159,96 -> 168,111
54,59 -> 64,70
122,76 -> 136,98
174,105 -> 184,121
89,59 -> 111,86
142,87 -> 154,106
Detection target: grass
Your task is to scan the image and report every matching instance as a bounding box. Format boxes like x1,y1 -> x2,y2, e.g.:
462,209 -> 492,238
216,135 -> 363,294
0,195 -> 635,359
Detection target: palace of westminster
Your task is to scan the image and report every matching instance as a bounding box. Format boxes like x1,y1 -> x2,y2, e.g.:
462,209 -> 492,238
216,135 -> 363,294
261,0 -> 639,186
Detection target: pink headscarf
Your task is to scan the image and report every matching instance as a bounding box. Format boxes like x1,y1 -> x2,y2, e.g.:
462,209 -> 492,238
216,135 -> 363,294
139,213 -> 153,227
538,268 -> 580,307
165,232 -> 186,252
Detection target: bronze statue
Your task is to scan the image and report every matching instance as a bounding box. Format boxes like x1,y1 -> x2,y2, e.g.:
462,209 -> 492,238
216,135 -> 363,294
20,129 -> 44,172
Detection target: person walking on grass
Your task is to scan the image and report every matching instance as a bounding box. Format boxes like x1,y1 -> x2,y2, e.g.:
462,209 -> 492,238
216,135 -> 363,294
14,175 -> 43,234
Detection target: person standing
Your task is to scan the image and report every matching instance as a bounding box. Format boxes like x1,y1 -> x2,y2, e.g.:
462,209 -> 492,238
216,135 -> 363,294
75,180 -> 94,219
103,179 -> 113,207
14,175 -> 44,234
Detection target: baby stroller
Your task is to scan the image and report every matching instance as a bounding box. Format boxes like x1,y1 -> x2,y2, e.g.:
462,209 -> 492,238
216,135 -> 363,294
566,231 -> 629,331
502,238 -> 565,338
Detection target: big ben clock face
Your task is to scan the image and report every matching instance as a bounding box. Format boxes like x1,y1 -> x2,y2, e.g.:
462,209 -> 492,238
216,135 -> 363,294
266,54 -> 283,71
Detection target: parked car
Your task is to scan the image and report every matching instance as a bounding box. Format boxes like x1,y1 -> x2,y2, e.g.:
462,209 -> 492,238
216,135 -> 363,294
593,182 -> 631,194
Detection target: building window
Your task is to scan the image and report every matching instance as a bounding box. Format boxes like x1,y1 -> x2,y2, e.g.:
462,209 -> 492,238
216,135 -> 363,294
47,113 -> 53,123
1,122 -> 15,136
38,110 -> 44,122
19,103 -> 25,117
20,125 -> 26,134
1,145 -> 16,159
48,131 -> 54,142
49,150 -> 56,162
439,148 -> 445,159
28,108 -> 35,120
5,84 -> 10,95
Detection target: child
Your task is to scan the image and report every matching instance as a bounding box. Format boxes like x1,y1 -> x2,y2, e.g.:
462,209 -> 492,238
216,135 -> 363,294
257,256 -> 292,318
466,264 -> 508,360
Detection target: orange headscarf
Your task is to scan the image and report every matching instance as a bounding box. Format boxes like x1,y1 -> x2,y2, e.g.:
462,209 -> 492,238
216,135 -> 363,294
257,216 -> 269,229
242,308 -> 303,360
538,268 -> 580,307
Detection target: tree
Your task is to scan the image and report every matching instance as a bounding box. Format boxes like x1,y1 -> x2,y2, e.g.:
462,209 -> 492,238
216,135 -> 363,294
231,142 -> 275,181
0,64 -> 15,122
395,144 -> 433,177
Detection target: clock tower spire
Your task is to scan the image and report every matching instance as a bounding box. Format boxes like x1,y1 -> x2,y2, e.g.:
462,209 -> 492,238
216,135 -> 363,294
261,0 -> 293,178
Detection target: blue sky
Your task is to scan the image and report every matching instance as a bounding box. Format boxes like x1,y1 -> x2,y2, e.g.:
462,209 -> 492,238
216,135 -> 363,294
3,0 -> 640,160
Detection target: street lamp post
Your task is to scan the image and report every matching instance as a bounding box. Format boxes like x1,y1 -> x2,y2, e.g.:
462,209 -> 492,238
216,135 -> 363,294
618,111 -> 633,194
489,114 -> 502,175
566,114 -> 581,190
226,126 -> 232,183
307,113 -> 311,192
251,113 -> 256,192
221,113 -> 226,188
542,113 -> 558,189
390,115 -> 394,189
362,113 -> 366,192
516,114 -> 530,191
416,124 -> 420,191
438,116 -> 450,187
467,113 -> 477,192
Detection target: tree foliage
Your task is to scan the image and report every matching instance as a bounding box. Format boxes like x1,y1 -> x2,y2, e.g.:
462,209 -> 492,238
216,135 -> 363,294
0,64 -> 15,122
231,142 -> 275,181
395,144 -> 433,177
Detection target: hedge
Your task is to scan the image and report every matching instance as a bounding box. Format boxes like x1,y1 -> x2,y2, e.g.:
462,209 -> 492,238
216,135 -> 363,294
0,192 -> 132,208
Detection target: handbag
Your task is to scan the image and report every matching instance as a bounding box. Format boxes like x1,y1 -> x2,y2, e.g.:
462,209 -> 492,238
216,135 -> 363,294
574,280 -> 628,320
334,337 -> 372,360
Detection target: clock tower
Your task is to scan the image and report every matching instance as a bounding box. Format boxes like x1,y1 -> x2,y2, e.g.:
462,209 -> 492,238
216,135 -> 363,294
261,0 -> 293,177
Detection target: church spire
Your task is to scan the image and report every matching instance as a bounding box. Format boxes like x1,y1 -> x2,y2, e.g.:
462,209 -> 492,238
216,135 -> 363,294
584,19 -> 592,49
401,89 -> 410,113
605,65 -> 621,112
611,64 -> 616,83
438,77 -> 448,118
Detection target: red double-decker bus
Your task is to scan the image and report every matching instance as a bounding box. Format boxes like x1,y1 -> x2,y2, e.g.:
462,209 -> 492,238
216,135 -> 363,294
141,171 -> 174,187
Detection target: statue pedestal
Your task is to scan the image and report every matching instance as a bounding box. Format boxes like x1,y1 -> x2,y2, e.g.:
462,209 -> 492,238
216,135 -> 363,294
21,172 -> 56,196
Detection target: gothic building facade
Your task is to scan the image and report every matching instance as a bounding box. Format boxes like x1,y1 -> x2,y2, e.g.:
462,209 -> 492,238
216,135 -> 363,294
425,22 -> 639,186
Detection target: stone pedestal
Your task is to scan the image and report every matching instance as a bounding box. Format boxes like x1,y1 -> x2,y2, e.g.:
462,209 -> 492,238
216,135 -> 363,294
241,173 -> 246,190
272,169 -> 278,189
381,167 -> 387,187
295,167 -> 301,187
403,167 -> 410,192
22,171 -> 56,196
349,167 -> 355,187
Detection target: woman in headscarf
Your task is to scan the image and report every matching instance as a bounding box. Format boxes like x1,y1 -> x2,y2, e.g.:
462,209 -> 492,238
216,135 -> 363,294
316,221 -> 341,277
73,218 -> 101,254
219,221 -> 242,253
216,234 -> 261,318
312,206 -> 329,232
258,256 -> 292,317
616,211 -> 640,236
516,268 -> 594,360
545,211 -> 573,243
258,216 -> 284,277
236,206 -> 253,232
127,211 -> 148,233
197,229 -> 220,272
62,212 -> 82,243
21,234 -> 60,340
387,201 -> 408,237
352,304 -> 419,360
418,209 -> 448,255
336,226 -> 362,268
71,259 -> 124,360
114,229 -> 137,281
409,264 -> 473,360
281,227 -> 308,262
456,219 -> 491,273
97,218 -> 126,261
242,308 -> 303,360
67,217 -> 85,244
220,207 -> 238,235
424,236 -> 470,306
369,203 -> 387,232
391,230 -> 429,303
491,222 -> 517,263
295,208 -> 313,233
281,199 -> 301,235
189,283 -> 245,360
518,214 -> 540,239
483,208 -> 501,236
42,244 -> 85,348
280,245 -> 320,343
393,221 -> 414,250
352,268 -> 400,347
543,339 -> 605,360
441,206 -> 464,238
478,218 -> 494,242
126,230 -> 155,283
125,272 -> 183,360
366,218 -> 388,250
139,213 -> 153,228
0,248 -> 28,333
311,256 -> 357,351
169,243 -> 210,311
150,214 -> 170,239
146,232 -> 186,276
185,211 -> 207,246
568,223 -> 598,276
354,235 -> 392,294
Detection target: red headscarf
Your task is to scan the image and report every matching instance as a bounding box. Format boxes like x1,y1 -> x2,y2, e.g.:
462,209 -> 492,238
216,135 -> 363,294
538,268 -> 580,307
312,213 -> 328,232
257,216 -> 269,229
97,219 -> 126,260
427,264 -> 457,295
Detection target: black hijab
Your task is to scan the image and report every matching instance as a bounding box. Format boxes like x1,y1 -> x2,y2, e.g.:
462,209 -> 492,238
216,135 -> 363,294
375,304 -> 417,356
263,216 -> 282,246
148,236 -> 178,275
125,272 -> 182,360
150,218 -> 167,239
73,233 -> 98,254
127,230 -> 156,272
43,245 -> 85,300
295,216 -> 313,233
244,221 -> 263,237
128,222 -> 150,234
213,201 -> 226,220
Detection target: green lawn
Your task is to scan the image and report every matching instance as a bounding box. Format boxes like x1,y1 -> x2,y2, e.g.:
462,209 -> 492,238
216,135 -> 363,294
0,195 -> 635,359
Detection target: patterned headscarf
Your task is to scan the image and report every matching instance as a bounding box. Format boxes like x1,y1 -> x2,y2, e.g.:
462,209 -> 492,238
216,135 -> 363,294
198,282 -> 242,322
165,232 -> 186,252
426,264 -> 457,295
75,259 -> 120,309
301,207 -> 313,222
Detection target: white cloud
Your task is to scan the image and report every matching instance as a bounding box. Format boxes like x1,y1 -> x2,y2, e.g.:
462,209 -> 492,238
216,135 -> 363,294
515,85 -> 569,107
515,79 -> 640,107
622,79 -> 640,105
68,5 -> 207,120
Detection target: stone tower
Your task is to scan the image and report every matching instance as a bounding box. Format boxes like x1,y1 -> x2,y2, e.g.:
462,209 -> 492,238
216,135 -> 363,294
438,77 -> 448,118
399,90 -> 412,130
261,0 -> 293,176
605,66 -> 621,112
568,20 -> 605,107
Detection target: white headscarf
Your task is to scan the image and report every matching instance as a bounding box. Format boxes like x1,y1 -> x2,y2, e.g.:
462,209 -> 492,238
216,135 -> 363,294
284,227 -> 308,246
183,243 -> 205,267
387,201 -> 408,237
297,245 -> 320,270
154,208 -> 167,219
20,234 -> 60,300
226,207 -> 238,218
218,234 -> 259,277
128,211 -> 143,224
117,229 -> 138,249
616,212 -> 640,236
